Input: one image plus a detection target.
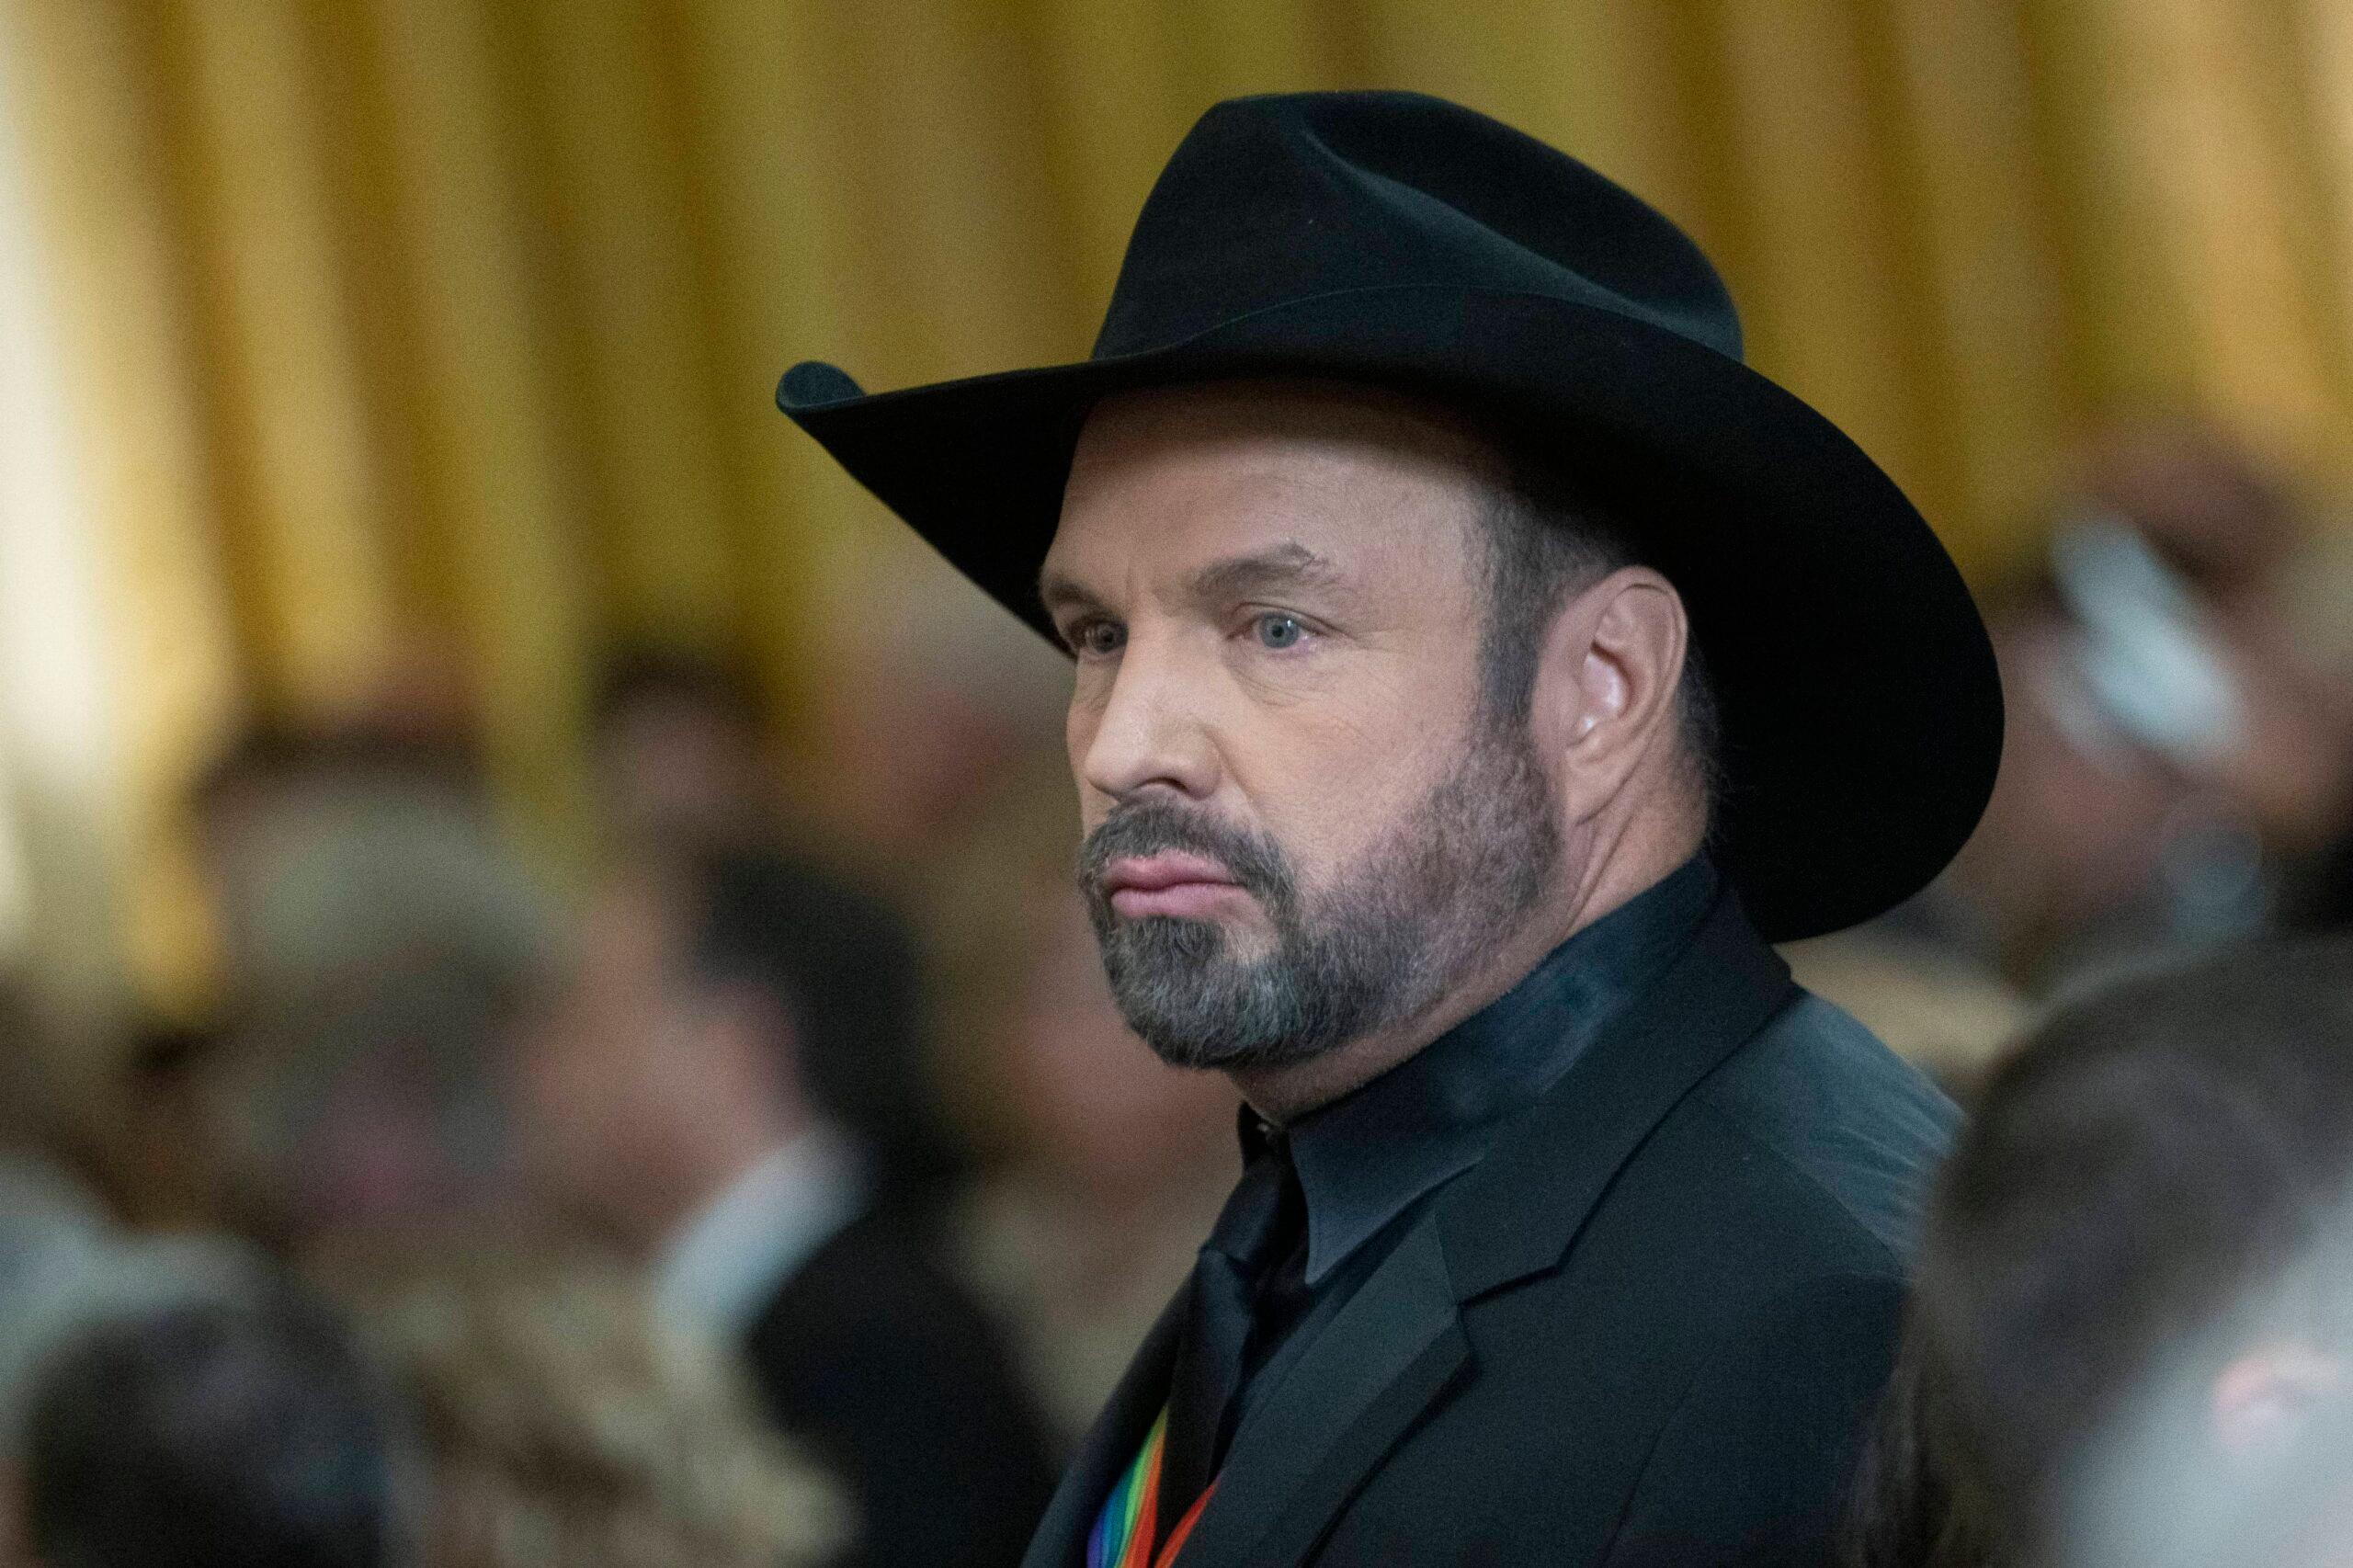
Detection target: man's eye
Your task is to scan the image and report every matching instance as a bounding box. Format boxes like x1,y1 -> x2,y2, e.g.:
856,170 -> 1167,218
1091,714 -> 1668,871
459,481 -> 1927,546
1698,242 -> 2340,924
1072,619 -> 1125,658
1252,612 -> 1308,651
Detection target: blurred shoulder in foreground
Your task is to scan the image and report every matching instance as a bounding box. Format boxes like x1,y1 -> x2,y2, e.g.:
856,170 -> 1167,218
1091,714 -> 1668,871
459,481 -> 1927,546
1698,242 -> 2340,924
1849,931 -> 2353,1568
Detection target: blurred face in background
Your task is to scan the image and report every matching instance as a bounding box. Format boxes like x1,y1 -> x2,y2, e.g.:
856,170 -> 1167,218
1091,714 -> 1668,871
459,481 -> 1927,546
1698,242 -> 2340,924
592,693 -> 768,851
1044,381 -> 1563,1076
511,869 -> 789,1249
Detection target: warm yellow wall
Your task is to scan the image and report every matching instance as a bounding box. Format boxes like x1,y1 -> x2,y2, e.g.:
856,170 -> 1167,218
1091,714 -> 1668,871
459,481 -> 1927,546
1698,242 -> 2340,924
3,0 -> 2350,1011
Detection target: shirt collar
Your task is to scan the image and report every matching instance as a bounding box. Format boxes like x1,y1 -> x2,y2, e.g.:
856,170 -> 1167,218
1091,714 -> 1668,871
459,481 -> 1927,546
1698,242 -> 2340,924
654,1124 -> 867,1335
1281,856 -> 1718,1284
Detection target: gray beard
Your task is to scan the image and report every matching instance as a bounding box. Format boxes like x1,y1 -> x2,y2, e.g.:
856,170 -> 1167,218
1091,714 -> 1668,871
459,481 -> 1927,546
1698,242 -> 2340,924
1078,721 -> 1561,1072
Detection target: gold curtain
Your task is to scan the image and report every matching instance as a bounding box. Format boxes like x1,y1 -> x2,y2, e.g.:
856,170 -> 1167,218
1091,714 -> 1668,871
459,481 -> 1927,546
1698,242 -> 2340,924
3,0 -> 2350,1011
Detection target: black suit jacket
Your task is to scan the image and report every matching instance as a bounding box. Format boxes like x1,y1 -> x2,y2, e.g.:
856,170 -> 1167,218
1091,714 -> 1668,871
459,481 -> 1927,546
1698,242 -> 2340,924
1023,892 -> 1957,1568
745,1202 -> 1060,1568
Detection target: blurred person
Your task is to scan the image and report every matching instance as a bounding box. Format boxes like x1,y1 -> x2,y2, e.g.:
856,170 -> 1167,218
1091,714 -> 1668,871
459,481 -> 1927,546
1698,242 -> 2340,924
318,1237 -> 847,1568
187,720 -> 553,1000
0,1154 -> 112,1563
0,978 -> 151,1449
586,643 -> 779,854
793,554 -> 1069,886
0,975 -> 350,1568
2278,524 -> 2353,933
0,978 -> 108,1231
513,845 -> 1056,1568
0,983 -> 233,1234
779,93 -> 1987,1568
1,1158 -> 291,1454
199,949 -> 527,1249
1928,425 -> 2353,991
931,758 -> 1237,1441
2073,421 -> 2305,603
1791,424 -> 2353,1090
0,1158 -> 121,1409
79,1015 -> 236,1230
0,976 -> 146,1231
20,1284 -> 408,1568
1847,934 -> 2353,1568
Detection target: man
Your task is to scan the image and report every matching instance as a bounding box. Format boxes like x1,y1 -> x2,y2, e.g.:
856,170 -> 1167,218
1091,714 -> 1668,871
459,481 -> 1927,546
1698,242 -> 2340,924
514,846 -> 1057,1568
777,92 -> 2001,1567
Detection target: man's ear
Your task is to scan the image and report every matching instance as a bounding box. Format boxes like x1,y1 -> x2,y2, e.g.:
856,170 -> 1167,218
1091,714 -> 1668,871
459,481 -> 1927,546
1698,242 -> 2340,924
1535,566 -> 1691,824
2211,1341 -> 2345,1459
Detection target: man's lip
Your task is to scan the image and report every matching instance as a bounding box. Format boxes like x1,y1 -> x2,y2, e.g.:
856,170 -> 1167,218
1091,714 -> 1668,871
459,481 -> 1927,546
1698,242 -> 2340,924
1100,852 -> 1240,894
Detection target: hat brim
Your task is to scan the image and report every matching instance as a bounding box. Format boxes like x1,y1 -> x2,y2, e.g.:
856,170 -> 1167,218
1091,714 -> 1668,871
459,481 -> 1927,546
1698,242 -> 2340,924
778,285 -> 2003,941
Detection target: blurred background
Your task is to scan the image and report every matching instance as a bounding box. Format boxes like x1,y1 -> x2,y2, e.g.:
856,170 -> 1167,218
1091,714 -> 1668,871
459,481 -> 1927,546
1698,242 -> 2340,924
1,2 -> 2352,1564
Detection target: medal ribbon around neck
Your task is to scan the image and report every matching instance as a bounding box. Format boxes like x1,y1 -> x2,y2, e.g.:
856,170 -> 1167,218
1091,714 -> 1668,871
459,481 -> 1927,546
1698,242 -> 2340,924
1087,1407 -> 1216,1568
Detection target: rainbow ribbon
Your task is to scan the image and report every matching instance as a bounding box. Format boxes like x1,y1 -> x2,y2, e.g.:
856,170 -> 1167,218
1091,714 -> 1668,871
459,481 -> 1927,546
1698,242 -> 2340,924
1087,1407 -> 1215,1568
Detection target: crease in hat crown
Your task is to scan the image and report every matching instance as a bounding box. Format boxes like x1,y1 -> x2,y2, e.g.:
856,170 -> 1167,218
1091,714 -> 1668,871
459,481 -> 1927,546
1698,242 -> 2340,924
1086,91 -> 1743,362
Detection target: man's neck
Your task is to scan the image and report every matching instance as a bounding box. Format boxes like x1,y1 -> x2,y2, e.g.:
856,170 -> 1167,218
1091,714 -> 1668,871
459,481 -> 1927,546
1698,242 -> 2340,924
1231,823 -> 1697,1124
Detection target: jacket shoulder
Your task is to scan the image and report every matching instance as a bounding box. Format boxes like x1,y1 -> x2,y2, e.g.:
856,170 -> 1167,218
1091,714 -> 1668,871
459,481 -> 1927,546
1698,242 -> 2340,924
1600,1269 -> 1907,1568
1683,991 -> 1961,1266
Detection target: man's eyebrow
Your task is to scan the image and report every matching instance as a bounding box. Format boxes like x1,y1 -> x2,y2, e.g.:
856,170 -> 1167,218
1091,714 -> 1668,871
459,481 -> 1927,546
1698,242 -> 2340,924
1037,542 -> 1350,621
1186,542 -> 1347,607
1037,568 -> 1107,618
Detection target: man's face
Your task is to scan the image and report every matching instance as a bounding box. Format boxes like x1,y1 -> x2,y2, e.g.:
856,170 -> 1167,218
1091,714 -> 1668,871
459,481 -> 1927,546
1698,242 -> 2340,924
511,872 -> 709,1229
592,696 -> 764,847
1043,381 -> 1563,1072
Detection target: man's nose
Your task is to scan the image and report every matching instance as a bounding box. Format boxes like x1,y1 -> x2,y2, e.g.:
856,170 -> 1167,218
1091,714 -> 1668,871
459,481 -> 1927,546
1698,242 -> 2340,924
1077,639 -> 1221,803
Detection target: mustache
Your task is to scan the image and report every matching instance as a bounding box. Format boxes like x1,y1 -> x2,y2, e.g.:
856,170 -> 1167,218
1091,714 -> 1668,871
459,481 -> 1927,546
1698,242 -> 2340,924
1077,800 -> 1295,908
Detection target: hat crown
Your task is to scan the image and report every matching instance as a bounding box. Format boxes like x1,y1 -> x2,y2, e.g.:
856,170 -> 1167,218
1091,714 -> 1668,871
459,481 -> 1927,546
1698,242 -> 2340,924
1093,91 -> 1743,364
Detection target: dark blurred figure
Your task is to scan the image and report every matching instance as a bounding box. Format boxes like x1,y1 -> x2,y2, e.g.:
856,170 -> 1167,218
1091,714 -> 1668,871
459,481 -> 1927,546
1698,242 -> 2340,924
22,1288 -> 407,1568
1849,934 -> 2353,1568
513,846 -> 1056,1568
2290,827 -> 2353,931
586,644 -> 778,853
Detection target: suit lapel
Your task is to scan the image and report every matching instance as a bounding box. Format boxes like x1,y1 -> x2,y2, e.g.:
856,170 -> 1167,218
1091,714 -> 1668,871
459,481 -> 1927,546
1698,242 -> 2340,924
1174,1221 -> 1467,1568
1021,1288 -> 1188,1568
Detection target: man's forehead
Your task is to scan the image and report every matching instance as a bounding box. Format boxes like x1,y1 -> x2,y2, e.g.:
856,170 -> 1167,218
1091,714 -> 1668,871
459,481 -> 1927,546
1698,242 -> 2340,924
1069,377 -> 1500,477
1049,378 -> 1499,576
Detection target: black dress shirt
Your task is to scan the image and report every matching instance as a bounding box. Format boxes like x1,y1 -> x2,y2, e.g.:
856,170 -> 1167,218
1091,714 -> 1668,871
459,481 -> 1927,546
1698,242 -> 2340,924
1229,855 -> 1720,1437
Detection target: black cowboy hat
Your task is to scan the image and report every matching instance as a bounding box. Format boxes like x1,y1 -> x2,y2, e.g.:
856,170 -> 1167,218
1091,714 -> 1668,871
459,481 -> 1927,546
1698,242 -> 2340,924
776,90 -> 2002,942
